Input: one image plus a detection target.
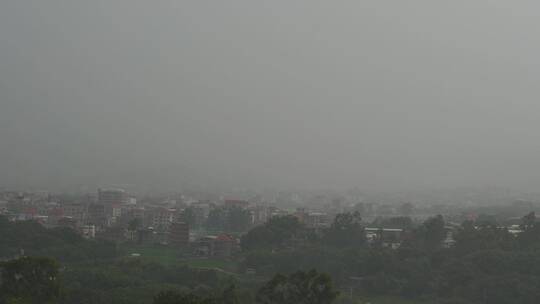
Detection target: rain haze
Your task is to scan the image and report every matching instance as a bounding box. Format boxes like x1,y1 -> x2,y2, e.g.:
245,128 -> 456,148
2,0 -> 540,193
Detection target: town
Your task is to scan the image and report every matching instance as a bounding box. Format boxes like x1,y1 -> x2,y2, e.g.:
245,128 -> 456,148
1,187 -> 536,258
2,186 -> 540,304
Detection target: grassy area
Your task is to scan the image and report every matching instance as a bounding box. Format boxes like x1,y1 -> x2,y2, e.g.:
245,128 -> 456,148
120,243 -> 238,272
122,244 -> 180,266
353,296 -> 426,304
180,258 -> 232,270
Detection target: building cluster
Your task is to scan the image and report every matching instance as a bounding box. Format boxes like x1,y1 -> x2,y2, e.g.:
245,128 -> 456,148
0,189 -> 292,257
2,188 -> 536,257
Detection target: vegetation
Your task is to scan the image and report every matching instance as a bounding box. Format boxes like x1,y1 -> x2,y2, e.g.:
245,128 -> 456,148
5,211 -> 540,303
240,215 -> 302,251
0,216 -> 116,263
241,212 -> 540,303
60,258 -> 227,304
0,257 -> 60,304
256,270 -> 338,304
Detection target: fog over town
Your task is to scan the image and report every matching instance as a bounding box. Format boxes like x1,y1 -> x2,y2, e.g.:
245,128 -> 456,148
3,1 -> 540,304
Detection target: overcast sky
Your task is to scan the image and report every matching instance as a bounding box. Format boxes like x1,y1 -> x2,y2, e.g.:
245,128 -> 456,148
2,1 -> 540,192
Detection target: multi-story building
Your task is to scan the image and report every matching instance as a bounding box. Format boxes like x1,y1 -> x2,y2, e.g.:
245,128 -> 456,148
98,188 -> 127,205
121,206 -> 145,223
81,225 -> 96,239
94,188 -> 129,225
146,207 -> 175,231
191,202 -> 210,228
305,212 -> 330,229
87,203 -> 106,227
61,203 -> 87,224
249,205 -> 270,225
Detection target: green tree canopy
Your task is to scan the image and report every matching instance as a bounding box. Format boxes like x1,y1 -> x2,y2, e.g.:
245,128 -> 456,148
323,212 -> 365,248
255,270 -> 339,304
241,215 -> 302,251
0,257 -> 60,304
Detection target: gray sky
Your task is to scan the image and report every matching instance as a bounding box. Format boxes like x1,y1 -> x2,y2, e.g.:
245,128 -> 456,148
2,0 -> 540,192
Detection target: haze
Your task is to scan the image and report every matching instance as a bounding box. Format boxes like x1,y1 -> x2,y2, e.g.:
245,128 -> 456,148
2,0 -> 540,192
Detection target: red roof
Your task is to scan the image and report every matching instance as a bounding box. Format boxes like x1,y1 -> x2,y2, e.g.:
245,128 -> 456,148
216,234 -> 234,242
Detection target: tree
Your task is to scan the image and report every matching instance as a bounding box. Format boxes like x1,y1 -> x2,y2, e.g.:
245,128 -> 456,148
453,222 -> 515,255
517,212 -> 540,249
206,207 -> 227,232
153,290 -> 203,304
475,214 -> 498,228
216,284 -> 239,304
0,257 -> 61,304
241,216 -> 302,251
371,216 -> 413,230
409,215 -> 446,250
256,270 -> 339,304
128,218 -> 141,231
227,206 -> 251,232
521,212 -> 536,231
323,212 -> 365,248
153,285 -> 239,304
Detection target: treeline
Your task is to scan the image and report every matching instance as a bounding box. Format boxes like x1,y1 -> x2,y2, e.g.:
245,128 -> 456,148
0,216 -> 116,262
182,205 -> 251,232
5,211 -> 540,303
240,212 -> 540,303
60,258 -> 232,304
1,256 -> 339,304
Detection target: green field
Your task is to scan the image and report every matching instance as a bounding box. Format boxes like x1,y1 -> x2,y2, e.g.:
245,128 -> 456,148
354,296 -> 426,304
120,243 -> 236,271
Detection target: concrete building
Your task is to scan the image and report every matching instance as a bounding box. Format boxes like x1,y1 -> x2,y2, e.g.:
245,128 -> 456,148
304,212 -> 330,228
81,225 -> 96,239
250,205 -> 270,225
87,203 -> 106,227
61,203 -> 87,224
98,188 -> 127,205
146,207 -> 175,231
191,202 -> 210,228
365,227 -> 404,249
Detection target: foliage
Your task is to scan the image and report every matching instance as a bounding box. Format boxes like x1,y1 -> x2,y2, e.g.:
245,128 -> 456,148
371,216 -> 414,230
241,215 -> 302,251
60,258 -> 225,304
128,218 -> 141,231
323,212 -> 365,248
153,290 -> 204,304
0,257 -> 60,304
520,211 -> 536,231
152,284 -> 240,304
405,215 -> 446,250
255,270 -> 339,304
0,217 -> 117,263
9,210 -> 540,304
